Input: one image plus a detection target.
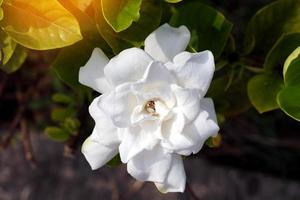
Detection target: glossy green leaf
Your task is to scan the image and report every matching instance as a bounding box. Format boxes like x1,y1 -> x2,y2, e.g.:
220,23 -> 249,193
170,2 -> 232,58
0,44 -> 27,73
1,0 -> 82,50
94,0 -> 162,54
101,0 -> 142,32
52,40 -> 96,88
283,47 -> 300,81
277,86 -> 300,121
45,126 -> 70,142
165,0 -> 183,3
264,33 -> 300,70
244,0 -> 300,55
247,73 -> 283,113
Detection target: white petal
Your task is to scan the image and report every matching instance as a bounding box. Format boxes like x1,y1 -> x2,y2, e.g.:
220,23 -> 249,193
98,83 -> 137,127
79,48 -> 112,93
161,112 -> 193,152
155,154 -> 186,193
89,97 -> 120,146
183,98 -> 219,154
172,85 -> 201,122
172,51 -> 215,97
81,135 -> 118,170
104,48 -> 152,87
132,61 -> 176,108
119,127 -> 158,163
127,145 -> 172,183
145,23 -> 190,63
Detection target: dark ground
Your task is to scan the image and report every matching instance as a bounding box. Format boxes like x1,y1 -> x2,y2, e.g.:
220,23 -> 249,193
1,133 -> 300,200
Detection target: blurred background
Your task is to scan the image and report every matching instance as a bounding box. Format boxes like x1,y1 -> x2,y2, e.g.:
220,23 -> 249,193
1,0 -> 300,199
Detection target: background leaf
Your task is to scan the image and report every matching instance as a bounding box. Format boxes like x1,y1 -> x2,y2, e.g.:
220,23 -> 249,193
1,0 -> 82,50
170,2 -> 233,58
101,0 -> 142,32
45,126 -> 70,142
243,0 -> 300,55
94,0 -> 162,54
264,33 -> 300,70
247,73 -> 283,113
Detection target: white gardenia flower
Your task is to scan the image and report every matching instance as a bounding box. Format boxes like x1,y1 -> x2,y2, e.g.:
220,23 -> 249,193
79,23 -> 219,193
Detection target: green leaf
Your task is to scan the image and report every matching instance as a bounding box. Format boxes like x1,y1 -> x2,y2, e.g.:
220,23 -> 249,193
0,44 -> 27,73
283,46 -> 300,82
244,0 -> 300,55
45,126 -> 70,142
170,2 -> 232,58
264,33 -> 300,70
1,0 -> 82,50
247,73 -> 283,113
165,0 -> 183,3
277,86 -> 300,121
94,0 -> 162,54
52,93 -> 74,104
52,40 -> 95,88
101,0 -> 142,32
51,107 -> 76,122
0,29 -> 16,65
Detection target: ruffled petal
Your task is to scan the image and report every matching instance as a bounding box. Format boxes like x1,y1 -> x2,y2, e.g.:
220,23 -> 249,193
132,61 -> 176,108
79,48 -> 112,93
161,112 -> 193,152
89,96 -> 120,146
81,134 -> 118,170
172,85 -> 201,122
171,51 -> 215,97
127,145 -> 172,183
145,23 -> 190,63
119,127 -> 158,163
98,83 -> 137,127
155,154 -> 186,193
104,48 -> 152,87
182,98 -> 219,154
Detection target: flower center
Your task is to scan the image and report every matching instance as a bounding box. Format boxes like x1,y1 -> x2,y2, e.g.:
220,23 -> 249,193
144,100 -> 156,114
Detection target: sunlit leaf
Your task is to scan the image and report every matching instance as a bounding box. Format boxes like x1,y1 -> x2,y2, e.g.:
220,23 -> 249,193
101,0 -> 142,32
69,0 -> 92,11
170,2 -> 232,58
247,73 -> 283,113
1,0 -> 82,50
244,0 -> 300,55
